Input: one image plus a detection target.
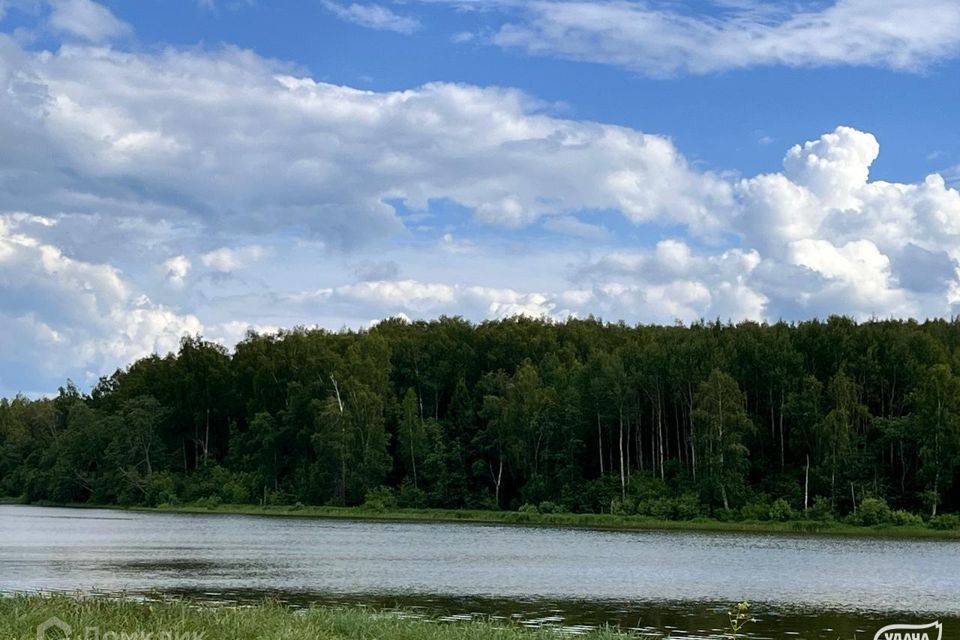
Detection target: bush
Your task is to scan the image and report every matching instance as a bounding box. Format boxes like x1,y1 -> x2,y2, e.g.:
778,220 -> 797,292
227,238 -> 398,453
714,508 -> 737,522
674,493 -> 702,520
806,496 -> 834,521
890,510 -> 923,527
850,497 -> 892,526
518,503 -> 539,514
609,497 -> 636,516
929,514 -> 960,530
538,501 -> 562,514
143,472 -> 179,507
769,498 -> 794,522
194,495 -> 221,510
361,486 -> 397,512
739,496 -> 771,521
636,497 -> 673,519
397,480 -> 427,508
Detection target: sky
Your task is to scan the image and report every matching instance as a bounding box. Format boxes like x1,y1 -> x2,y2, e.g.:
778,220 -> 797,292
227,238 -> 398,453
1,0 -> 960,396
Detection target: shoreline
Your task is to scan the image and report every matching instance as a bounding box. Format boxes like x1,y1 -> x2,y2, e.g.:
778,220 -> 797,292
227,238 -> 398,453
7,499 -> 960,540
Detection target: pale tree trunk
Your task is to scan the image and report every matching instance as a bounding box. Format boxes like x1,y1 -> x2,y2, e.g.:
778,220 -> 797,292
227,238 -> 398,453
597,412 -> 604,475
779,389 -> 785,470
932,467 -> 940,517
331,375 -> 346,505
490,455 -> 503,507
625,415 -> 631,482
804,454 -> 810,511
203,408 -> 210,467
618,406 -> 626,501
409,420 -> 418,489
657,391 -> 665,481
637,409 -> 644,472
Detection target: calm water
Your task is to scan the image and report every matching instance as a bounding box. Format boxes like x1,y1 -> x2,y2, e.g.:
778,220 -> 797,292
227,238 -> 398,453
1,505 -> 957,639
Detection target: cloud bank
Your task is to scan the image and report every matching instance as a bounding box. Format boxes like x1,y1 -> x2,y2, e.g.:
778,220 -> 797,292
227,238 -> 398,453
1,18 -> 960,393
472,0 -> 960,76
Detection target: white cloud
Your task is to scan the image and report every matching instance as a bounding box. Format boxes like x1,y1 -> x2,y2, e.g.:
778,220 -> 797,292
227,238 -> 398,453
200,245 -> 266,272
542,215 -> 609,240
0,214 -> 200,393
162,255 -> 191,289
47,0 -> 131,43
482,0 -> 960,76
0,39 -> 729,249
2,30 -> 960,392
321,1 -> 421,34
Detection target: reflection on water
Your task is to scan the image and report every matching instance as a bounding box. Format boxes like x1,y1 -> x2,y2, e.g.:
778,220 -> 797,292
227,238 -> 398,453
1,505 -> 958,640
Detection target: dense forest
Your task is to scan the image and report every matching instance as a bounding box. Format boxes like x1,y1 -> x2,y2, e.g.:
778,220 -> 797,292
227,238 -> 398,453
2,316 -> 960,525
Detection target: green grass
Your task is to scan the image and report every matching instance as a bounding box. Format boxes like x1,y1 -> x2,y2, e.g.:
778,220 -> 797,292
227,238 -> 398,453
134,502 -> 960,539
0,595 -> 646,640
7,497 -> 958,539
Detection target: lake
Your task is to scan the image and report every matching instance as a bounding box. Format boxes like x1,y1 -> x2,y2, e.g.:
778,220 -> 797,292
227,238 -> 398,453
1,505 -> 957,639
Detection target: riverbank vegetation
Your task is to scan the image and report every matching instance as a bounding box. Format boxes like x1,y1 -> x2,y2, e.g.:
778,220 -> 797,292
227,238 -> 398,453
2,316 -> 960,531
133,501 -> 956,538
0,595 -> 645,640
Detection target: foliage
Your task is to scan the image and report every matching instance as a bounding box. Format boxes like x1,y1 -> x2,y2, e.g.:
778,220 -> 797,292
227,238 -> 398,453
928,514 -> 960,530
849,497 -> 892,527
362,486 -> 398,512
1,317 -> 959,526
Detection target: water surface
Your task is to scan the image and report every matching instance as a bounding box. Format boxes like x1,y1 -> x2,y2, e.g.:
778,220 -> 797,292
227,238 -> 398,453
1,505 -> 956,639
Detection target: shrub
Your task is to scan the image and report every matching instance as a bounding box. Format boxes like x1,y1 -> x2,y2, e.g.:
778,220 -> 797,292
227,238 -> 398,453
768,498 -> 794,522
929,514 -> 960,530
518,503 -> 539,514
740,499 -> 771,522
361,486 -> 397,512
806,496 -> 834,521
397,480 -> 427,508
610,497 -> 636,516
890,510 -> 923,527
674,493 -> 702,520
636,497 -> 672,519
538,500 -> 562,514
714,508 -> 737,522
143,472 -> 179,507
851,497 -> 892,526
194,495 -> 221,510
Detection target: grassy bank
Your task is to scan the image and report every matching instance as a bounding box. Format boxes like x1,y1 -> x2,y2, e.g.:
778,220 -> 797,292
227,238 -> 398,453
0,595 -> 643,640
8,497 -> 958,538
122,502 -> 960,539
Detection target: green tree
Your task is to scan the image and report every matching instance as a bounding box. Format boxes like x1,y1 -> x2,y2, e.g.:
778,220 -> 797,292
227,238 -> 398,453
693,369 -> 754,510
909,364 -> 960,516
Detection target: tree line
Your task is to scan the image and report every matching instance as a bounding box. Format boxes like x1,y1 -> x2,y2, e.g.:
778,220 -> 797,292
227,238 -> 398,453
2,315 -> 959,523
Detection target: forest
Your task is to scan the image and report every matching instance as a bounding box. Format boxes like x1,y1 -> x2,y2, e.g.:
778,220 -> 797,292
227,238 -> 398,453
2,315 -> 960,525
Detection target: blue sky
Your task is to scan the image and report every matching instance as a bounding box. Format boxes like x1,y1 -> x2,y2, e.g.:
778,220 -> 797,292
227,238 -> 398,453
1,0 -> 960,395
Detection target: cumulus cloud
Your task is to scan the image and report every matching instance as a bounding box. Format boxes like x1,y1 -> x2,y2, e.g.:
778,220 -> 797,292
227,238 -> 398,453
162,255 -> 191,289
477,0 -> 960,76
47,0 -> 131,43
321,0 -> 421,34
0,39 -> 730,250
200,246 -> 266,273
295,279 -> 573,320
2,28 -> 960,393
0,214 -> 200,393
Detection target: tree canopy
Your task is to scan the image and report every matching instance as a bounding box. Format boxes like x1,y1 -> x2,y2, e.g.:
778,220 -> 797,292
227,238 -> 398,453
2,315 -> 960,521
